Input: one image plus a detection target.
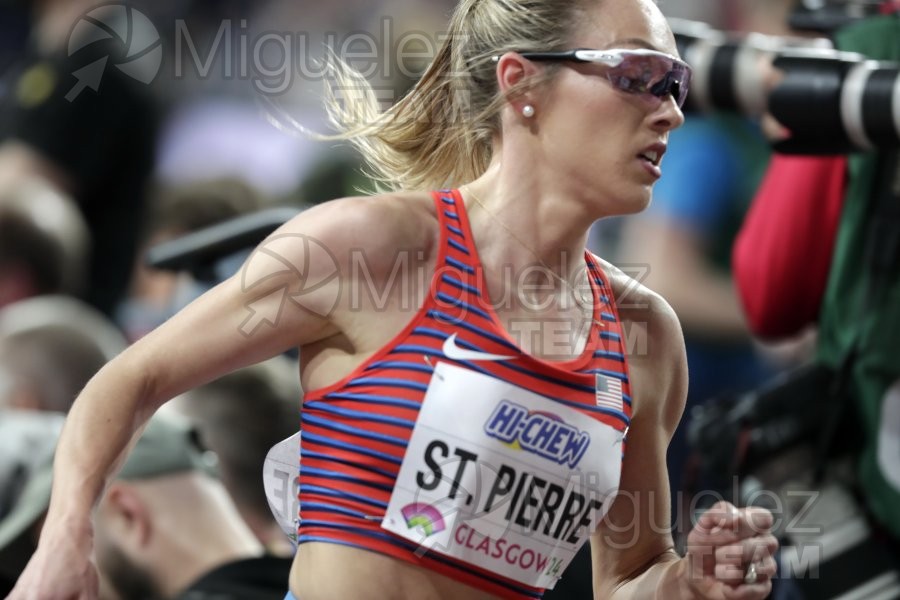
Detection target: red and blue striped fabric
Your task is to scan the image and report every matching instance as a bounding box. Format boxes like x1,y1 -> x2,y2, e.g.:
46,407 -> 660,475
297,189 -> 633,599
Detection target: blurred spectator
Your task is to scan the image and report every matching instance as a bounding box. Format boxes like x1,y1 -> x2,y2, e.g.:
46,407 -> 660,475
0,3 -> 28,76
164,357 -> 300,557
117,177 -> 262,342
0,409 -> 65,597
0,176 -> 89,307
733,9 -> 900,598
297,146 -> 374,206
659,0 -> 726,27
0,412 -> 293,600
0,295 -> 126,412
0,0 -> 162,316
156,101 -> 318,199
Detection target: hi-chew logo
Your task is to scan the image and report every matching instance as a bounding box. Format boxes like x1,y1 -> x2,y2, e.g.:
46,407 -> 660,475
401,503 -> 447,538
484,401 -> 590,469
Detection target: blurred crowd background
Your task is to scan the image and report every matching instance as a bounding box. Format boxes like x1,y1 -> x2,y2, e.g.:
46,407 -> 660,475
0,0 -> 897,598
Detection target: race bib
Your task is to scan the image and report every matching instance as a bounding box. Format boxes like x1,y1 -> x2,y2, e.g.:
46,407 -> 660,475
381,363 -> 624,589
263,431 -> 301,545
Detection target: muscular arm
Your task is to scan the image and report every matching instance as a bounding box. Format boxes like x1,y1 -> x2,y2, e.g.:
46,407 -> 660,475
590,270 -> 690,599
589,266 -> 778,600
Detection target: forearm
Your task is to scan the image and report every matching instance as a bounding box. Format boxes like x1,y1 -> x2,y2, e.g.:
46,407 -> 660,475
659,273 -> 749,339
608,551 -> 693,600
620,219 -> 749,340
41,352 -> 156,533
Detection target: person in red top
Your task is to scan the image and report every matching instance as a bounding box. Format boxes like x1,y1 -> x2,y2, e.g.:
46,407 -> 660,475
732,154 -> 846,340
8,0 -> 777,599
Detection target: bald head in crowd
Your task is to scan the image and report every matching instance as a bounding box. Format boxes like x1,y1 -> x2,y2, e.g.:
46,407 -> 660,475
0,412 -> 292,600
0,176 -> 89,307
93,444 -> 263,599
0,296 -> 126,412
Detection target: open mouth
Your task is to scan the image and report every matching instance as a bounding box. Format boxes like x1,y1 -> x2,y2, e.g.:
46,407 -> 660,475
638,150 -> 661,167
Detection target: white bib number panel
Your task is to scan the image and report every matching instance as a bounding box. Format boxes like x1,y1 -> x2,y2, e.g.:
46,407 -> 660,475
381,362 -> 624,589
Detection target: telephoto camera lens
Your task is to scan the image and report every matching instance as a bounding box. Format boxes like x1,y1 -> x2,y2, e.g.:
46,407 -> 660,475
671,18 -> 900,154
788,0 -> 885,34
770,48 -> 900,153
671,18 -> 831,117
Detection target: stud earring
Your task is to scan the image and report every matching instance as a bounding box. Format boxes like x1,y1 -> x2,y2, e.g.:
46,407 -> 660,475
522,105 -> 535,118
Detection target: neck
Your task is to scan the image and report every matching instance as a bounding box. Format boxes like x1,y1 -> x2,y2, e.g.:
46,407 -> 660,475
461,160 -> 595,290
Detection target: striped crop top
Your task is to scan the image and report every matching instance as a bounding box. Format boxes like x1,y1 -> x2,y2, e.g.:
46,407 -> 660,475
297,189 -> 633,599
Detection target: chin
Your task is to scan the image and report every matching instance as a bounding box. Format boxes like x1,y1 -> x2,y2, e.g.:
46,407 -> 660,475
634,194 -> 654,214
607,188 -> 653,217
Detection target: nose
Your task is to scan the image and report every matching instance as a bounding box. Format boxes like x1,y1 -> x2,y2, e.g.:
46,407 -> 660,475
650,94 -> 685,132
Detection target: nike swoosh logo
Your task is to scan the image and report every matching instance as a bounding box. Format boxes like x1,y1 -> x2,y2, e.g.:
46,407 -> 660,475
442,333 -> 516,362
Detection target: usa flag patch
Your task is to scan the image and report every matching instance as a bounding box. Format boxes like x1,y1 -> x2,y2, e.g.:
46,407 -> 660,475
595,373 -> 623,412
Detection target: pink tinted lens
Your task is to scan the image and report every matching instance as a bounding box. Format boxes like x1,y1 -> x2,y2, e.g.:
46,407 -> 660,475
607,53 -> 691,107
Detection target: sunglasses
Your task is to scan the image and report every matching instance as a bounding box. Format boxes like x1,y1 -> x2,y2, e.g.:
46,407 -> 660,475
493,48 -> 692,108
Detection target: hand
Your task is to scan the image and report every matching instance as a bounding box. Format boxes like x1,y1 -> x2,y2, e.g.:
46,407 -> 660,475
6,533 -> 99,600
683,501 -> 779,600
757,56 -> 791,143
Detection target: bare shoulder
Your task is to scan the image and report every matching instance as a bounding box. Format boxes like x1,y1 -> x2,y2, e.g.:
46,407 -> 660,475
596,256 -> 682,345
277,191 -> 438,272
595,256 -> 687,432
225,190 -> 439,333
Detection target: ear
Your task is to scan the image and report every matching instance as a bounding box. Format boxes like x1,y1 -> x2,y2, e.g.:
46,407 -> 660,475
494,52 -> 542,113
101,483 -> 152,550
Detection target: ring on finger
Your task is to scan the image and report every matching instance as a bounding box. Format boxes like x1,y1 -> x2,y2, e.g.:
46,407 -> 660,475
744,561 -> 758,585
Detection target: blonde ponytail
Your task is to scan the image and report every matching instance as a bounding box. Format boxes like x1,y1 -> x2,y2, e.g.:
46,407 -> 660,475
321,0 -> 585,191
